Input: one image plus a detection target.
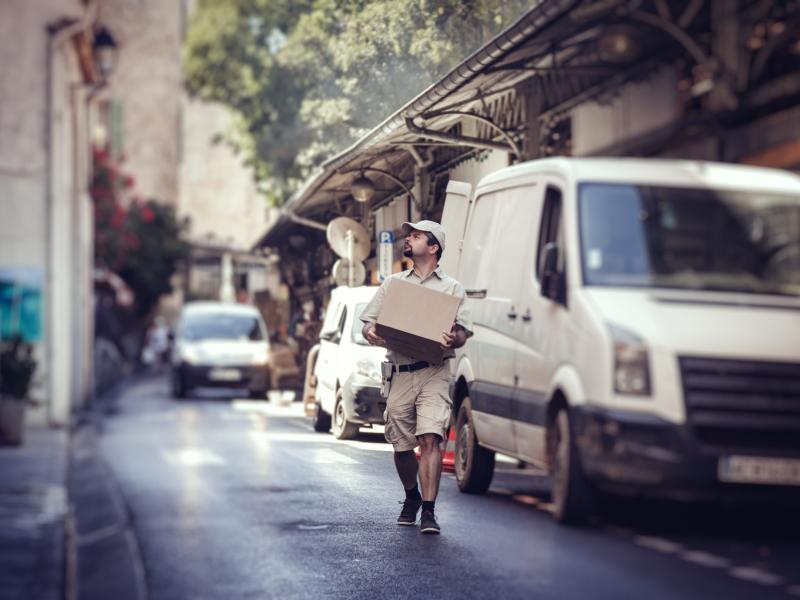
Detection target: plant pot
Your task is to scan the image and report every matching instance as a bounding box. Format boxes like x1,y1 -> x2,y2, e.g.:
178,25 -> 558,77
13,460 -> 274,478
0,400 -> 25,446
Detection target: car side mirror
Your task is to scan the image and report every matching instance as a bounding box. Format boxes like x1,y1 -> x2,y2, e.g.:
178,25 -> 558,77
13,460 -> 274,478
541,243 -> 566,305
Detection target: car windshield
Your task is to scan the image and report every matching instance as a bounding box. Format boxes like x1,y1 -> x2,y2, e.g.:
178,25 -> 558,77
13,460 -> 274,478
351,303 -> 370,345
579,183 -> 800,297
181,312 -> 264,341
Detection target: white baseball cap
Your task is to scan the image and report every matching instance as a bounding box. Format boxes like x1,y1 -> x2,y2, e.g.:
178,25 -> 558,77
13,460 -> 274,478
401,220 -> 446,252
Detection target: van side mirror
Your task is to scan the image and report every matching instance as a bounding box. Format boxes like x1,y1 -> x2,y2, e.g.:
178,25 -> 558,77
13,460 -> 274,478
541,243 -> 566,304
319,330 -> 340,343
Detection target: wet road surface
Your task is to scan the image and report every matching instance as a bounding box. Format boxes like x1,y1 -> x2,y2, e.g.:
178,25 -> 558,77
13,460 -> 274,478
99,376 -> 800,599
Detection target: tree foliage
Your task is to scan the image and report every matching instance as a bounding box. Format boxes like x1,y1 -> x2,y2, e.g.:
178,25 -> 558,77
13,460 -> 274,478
183,0 -> 531,204
91,148 -> 189,320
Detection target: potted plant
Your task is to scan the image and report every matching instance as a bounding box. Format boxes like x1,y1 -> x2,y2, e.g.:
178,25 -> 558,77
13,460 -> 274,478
0,336 -> 36,446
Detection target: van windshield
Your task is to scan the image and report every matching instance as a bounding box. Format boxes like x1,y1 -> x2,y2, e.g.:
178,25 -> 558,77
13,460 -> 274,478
578,183 -> 800,297
351,303 -> 370,346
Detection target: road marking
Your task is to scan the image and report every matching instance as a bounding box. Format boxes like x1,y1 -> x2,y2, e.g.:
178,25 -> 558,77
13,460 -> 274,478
728,566 -> 784,586
679,551 -> 731,569
297,524 -> 330,531
162,448 -> 226,467
634,536 -> 683,554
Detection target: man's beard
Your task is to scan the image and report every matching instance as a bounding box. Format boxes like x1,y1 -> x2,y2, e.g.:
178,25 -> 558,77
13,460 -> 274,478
402,248 -> 412,258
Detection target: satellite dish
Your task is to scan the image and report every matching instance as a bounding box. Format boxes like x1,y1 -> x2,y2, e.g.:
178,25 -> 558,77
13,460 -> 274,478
327,217 -> 370,262
332,259 -> 366,287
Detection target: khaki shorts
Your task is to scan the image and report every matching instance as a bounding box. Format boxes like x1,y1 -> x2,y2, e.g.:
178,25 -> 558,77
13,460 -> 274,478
384,363 -> 452,452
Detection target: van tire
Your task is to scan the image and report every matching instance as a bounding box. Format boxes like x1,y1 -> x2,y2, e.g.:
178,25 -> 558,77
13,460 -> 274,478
551,407 -> 595,525
312,401 -> 331,432
332,390 -> 359,440
455,397 -> 495,494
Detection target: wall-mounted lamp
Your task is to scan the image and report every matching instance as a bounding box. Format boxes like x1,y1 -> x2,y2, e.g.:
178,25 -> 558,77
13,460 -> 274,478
93,26 -> 118,80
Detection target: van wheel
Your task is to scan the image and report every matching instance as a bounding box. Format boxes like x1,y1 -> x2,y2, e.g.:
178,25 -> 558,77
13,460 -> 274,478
312,401 -> 331,432
332,390 -> 359,440
455,397 -> 495,494
550,407 -> 595,525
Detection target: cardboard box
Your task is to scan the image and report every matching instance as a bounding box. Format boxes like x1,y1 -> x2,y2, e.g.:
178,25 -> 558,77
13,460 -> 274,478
375,278 -> 460,364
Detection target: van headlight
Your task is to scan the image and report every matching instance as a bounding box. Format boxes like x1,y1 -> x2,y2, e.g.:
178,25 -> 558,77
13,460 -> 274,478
356,358 -> 381,382
608,323 -> 651,396
251,347 -> 271,366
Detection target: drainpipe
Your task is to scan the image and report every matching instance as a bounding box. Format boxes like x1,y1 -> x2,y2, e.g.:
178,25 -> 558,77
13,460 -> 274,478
45,9 -> 94,424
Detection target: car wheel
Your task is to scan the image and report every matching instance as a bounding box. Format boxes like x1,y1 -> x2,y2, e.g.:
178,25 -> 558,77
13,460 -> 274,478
249,388 -> 267,399
312,400 -> 332,432
550,406 -> 595,525
455,397 -> 495,494
171,372 -> 188,399
332,389 -> 359,440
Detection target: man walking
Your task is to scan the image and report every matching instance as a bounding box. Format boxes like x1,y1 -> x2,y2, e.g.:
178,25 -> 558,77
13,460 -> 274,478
360,220 -> 472,535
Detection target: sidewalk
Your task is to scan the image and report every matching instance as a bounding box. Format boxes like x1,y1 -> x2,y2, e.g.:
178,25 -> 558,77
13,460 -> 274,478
0,377 -> 147,600
0,426 -> 68,600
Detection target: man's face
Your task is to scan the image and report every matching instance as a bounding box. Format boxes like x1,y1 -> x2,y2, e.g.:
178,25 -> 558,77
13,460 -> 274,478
403,229 -> 436,259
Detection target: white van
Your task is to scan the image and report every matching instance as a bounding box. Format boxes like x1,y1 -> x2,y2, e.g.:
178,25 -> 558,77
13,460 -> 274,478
312,286 -> 387,439
442,158 -> 800,524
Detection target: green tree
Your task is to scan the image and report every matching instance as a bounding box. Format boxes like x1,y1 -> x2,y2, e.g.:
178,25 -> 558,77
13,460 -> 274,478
183,0 -> 530,204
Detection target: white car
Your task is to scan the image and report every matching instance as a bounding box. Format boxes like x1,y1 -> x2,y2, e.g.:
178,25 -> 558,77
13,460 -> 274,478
170,302 -> 271,399
312,286 -> 387,439
442,158 -> 800,524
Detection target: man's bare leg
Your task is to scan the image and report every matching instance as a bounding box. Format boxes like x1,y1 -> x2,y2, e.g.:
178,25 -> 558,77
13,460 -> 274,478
417,434 -> 442,501
393,450 -> 419,490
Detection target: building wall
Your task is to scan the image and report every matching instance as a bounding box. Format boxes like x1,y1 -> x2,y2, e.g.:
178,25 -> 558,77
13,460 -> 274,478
101,0 -> 183,204
179,98 -> 269,250
571,67 -> 681,156
0,0 -> 95,426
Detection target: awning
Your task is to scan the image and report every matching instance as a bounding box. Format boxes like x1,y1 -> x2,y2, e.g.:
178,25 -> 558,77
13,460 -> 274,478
278,0 -> 711,225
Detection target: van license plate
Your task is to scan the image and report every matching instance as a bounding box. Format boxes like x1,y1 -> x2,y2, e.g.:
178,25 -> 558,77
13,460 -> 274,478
718,456 -> 800,486
209,368 -> 241,382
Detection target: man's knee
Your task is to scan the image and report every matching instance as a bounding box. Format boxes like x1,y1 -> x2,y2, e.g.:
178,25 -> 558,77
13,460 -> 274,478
417,433 -> 440,452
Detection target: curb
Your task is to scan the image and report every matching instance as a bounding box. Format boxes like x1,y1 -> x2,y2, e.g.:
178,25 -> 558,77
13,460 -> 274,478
67,396 -> 148,600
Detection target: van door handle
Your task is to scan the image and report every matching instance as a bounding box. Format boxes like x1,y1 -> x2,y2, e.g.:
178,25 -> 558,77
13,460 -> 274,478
466,288 -> 487,299
507,307 -> 518,320
521,308 -> 532,322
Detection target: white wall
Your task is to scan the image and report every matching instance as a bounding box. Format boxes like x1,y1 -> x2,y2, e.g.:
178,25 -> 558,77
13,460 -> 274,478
571,67 -> 680,155
179,98 -> 269,249
102,0 -> 183,204
0,0 -> 95,426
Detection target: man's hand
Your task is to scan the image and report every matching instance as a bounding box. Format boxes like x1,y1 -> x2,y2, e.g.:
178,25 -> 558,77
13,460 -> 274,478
363,323 -> 387,347
441,324 -> 467,350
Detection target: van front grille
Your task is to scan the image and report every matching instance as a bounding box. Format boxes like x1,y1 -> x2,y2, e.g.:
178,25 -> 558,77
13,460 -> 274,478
679,356 -> 800,451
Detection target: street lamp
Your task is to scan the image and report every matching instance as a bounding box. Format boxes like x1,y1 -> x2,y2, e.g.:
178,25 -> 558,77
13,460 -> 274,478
92,26 -> 118,80
350,174 -> 375,203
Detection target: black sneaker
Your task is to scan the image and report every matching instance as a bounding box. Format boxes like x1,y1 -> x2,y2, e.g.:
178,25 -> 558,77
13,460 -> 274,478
397,497 -> 422,525
420,510 -> 440,534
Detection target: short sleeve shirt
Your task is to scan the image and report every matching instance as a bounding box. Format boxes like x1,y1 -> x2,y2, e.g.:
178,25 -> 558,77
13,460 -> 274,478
360,266 -> 473,364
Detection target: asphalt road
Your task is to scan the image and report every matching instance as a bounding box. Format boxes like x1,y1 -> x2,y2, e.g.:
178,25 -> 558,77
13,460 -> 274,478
99,376 -> 800,600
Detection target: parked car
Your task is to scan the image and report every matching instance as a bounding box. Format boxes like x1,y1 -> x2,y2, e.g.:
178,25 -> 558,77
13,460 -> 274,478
441,157 -> 800,524
312,286 -> 387,439
170,302 -> 271,399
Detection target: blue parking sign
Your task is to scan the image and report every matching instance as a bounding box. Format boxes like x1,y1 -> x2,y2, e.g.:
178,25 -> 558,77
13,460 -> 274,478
377,230 -> 394,281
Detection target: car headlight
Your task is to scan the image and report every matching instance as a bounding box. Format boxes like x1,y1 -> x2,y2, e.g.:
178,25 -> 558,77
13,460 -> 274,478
181,346 -> 201,365
356,358 -> 381,382
608,323 -> 651,396
251,347 -> 271,365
